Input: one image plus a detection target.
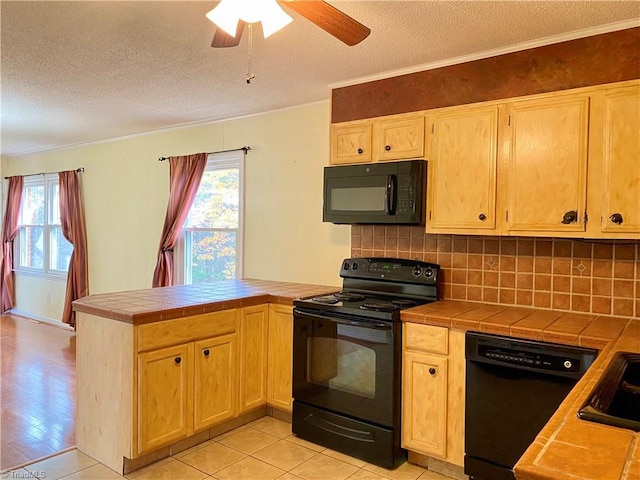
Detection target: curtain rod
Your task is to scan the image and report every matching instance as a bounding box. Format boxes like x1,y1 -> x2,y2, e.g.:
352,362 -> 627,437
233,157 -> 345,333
4,167 -> 85,180
158,146 -> 251,162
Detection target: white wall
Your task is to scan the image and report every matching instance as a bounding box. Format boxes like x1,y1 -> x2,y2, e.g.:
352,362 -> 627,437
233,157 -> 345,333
1,101 -> 351,322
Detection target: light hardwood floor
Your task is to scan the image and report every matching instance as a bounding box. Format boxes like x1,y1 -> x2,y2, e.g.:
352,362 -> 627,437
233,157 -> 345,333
1,313 -> 76,470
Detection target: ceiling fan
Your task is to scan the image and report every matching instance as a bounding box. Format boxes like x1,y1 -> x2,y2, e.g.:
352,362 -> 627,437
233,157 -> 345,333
208,0 -> 371,48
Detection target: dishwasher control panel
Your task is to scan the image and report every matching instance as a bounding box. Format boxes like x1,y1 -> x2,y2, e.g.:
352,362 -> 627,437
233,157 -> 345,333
479,345 -> 581,373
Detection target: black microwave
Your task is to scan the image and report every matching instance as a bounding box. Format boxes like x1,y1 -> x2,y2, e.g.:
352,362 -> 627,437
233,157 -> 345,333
323,159 -> 426,225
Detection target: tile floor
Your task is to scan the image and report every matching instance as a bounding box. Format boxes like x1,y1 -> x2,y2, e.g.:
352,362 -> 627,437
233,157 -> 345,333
3,417 -> 452,480
1,314 -> 76,470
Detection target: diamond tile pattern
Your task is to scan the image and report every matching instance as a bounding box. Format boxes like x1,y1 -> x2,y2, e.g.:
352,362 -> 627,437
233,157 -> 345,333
351,226 -> 640,317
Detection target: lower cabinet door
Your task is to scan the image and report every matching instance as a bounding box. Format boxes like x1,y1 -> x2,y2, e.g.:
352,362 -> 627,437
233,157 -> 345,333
402,351 -> 448,458
137,343 -> 193,454
239,305 -> 268,413
194,334 -> 238,431
267,304 -> 293,411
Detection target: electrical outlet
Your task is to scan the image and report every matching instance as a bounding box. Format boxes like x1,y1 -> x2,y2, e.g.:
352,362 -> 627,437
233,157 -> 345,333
45,293 -> 51,303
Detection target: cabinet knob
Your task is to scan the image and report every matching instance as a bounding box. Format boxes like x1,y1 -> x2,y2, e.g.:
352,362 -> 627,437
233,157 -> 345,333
478,213 -> 487,221
610,213 -> 623,225
561,210 -> 578,224
429,367 -> 436,375
203,349 -> 210,357
174,357 -> 181,365
385,145 -> 391,151
357,148 -> 363,155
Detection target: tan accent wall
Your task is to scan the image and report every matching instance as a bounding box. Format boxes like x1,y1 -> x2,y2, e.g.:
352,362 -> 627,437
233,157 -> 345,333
332,28 -> 640,123
351,226 -> 639,318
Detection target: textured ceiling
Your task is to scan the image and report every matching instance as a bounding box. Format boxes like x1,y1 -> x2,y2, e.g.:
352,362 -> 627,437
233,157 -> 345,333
1,1 -> 639,157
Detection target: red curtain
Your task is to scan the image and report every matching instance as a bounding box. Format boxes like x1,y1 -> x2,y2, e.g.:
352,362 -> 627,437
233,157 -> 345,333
1,176 -> 24,312
152,153 -> 208,287
59,170 -> 89,327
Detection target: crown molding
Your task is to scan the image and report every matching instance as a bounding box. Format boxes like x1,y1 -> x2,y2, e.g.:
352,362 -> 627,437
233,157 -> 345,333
330,19 -> 640,90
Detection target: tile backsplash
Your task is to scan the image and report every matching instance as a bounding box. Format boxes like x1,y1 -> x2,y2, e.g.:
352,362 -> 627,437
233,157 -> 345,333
351,226 -> 639,318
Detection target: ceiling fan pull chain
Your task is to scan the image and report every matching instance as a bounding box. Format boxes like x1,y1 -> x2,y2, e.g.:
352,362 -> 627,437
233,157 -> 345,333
246,23 -> 255,84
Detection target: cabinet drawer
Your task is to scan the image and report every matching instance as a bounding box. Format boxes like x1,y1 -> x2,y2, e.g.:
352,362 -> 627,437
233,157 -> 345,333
137,310 -> 237,352
405,323 -> 448,355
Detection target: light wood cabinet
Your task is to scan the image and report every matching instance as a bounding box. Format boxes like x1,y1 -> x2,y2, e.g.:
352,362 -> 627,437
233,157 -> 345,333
330,114 -> 425,165
267,304 -> 294,411
137,343 -> 193,454
193,334 -> 237,431
505,94 -> 590,234
135,309 -> 240,455
402,324 -> 465,467
374,115 -> 425,162
422,81 -> 639,239
238,305 -> 269,413
426,105 -> 499,234
403,351 -> 448,457
330,122 -> 372,164
598,85 -> 640,235
76,302 -> 296,473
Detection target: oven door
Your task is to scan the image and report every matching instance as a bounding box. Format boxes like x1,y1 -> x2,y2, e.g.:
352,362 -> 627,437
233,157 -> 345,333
293,309 -> 398,427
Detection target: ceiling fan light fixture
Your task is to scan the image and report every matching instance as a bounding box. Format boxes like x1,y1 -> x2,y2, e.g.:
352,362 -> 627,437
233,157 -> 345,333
259,2 -> 293,38
206,0 -> 241,37
206,0 -> 292,38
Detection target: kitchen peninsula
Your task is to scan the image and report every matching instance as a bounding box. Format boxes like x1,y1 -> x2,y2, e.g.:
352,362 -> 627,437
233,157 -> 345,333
72,279 -> 335,475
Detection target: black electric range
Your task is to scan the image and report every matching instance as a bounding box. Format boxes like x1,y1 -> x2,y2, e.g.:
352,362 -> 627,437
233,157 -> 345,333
292,257 -> 440,469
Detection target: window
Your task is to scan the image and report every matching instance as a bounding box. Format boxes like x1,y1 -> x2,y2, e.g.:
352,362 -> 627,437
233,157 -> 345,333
16,175 -> 73,275
177,151 -> 244,284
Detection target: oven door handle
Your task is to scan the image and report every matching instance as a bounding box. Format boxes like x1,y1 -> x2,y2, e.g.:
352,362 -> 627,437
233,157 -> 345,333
295,310 -> 392,330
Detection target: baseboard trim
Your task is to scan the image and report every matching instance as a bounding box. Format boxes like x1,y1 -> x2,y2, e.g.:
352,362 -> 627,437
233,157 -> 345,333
7,309 -> 73,331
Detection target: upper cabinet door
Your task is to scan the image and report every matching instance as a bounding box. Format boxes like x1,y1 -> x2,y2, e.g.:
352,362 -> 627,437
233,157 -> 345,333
374,115 -> 425,162
505,95 -> 590,234
600,86 -> 640,235
330,122 -> 372,164
427,105 -> 499,234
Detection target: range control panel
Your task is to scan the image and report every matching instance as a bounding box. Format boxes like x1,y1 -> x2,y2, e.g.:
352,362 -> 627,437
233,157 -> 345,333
340,257 -> 439,285
479,345 -> 580,373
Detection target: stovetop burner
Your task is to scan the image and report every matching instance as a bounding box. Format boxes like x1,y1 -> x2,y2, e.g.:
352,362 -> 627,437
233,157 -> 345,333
310,295 -> 340,304
391,298 -> 418,307
360,302 -> 399,312
333,292 -> 366,302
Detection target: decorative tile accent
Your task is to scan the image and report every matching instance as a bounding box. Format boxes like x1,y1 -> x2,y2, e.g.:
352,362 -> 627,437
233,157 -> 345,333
352,227 -> 639,318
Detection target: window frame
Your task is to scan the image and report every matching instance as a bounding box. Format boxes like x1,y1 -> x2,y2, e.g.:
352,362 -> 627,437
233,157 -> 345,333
174,150 -> 245,285
14,174 -> 71,278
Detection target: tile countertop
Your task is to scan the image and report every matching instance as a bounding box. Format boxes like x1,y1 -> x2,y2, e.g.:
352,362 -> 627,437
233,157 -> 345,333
72,279 -> 336,325
401,300 -> 640,480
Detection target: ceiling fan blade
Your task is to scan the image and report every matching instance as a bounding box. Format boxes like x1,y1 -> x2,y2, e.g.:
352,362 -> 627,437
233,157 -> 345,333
211,21 -> 246,48
280,0 -> 370,46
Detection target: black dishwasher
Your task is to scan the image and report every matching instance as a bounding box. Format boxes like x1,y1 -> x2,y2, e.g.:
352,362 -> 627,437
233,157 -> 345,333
464,332 -> 597,480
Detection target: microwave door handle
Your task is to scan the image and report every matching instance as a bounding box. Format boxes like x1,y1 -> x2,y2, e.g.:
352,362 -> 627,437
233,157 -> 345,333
385,175 -> 397,215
